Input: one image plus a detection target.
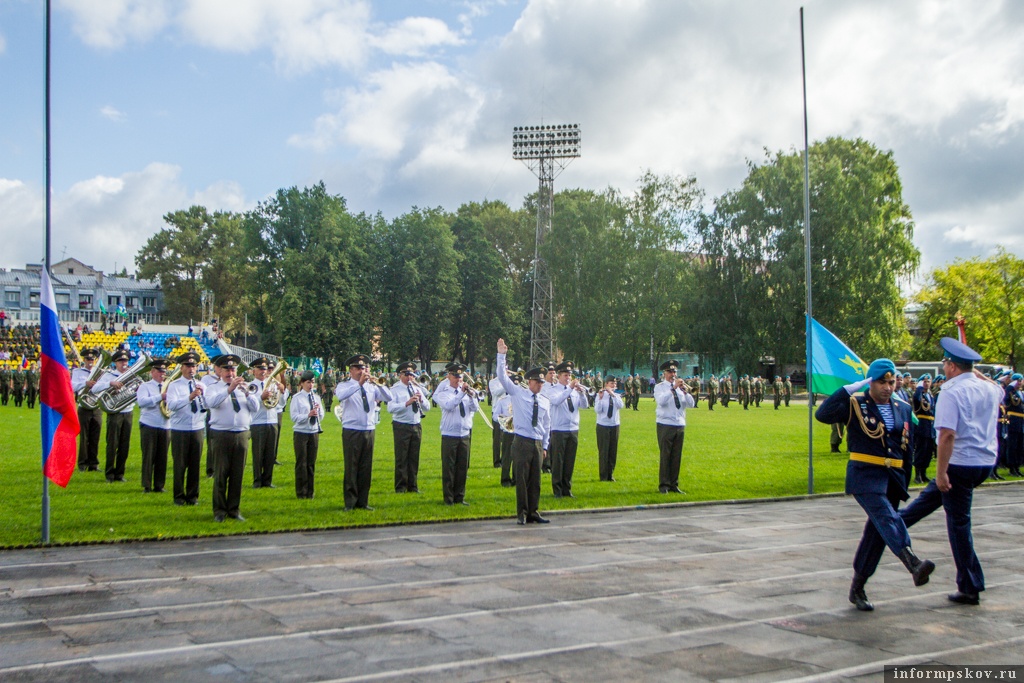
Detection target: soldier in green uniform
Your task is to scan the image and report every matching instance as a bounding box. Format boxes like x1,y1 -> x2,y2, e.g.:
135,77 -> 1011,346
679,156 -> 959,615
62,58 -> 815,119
689,376 -> 701,405
707,375 -> 718,410
773,375 -> 784,409
721,374 -> 732,408
0,365 -> 11,405
784,375 -> 793,406
323,368 -> 336,411
739,374 -> 750,410
288,368 -> 300,396
25,361 -> 39,409
12,365 -> 26,407
830,423 -> 845,453
753,375 -> 763,407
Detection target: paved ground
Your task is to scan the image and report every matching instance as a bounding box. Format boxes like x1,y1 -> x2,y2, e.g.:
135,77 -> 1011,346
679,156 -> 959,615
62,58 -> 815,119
1,484 -> 1023,682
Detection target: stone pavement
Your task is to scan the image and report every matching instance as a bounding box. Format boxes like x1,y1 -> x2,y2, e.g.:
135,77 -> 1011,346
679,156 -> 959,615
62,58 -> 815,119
1,484 -> 1022,682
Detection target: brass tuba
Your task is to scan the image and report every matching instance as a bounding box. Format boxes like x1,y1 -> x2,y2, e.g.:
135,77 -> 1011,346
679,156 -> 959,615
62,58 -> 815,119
77,349 -> 113,409
262,359 -> 289,408
99,353 -> 153,414
159,363 -> 183,419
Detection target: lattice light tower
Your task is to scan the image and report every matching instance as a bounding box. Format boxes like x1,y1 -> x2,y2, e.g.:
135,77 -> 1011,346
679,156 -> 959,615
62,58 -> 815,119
512,123 -> 581,367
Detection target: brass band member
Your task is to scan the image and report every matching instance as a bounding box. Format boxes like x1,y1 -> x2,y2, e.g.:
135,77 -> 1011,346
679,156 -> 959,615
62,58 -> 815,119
165,351 -> 207,506
492,376 -> 515,487
488,372 -> 507,467
386,361 -> 430,494
93,349 -> 134,483
200,361 -> 219,477
136,357 -> 171,493
206,354 -> 257,522
249,357 -> 284,489
290,370 -> 323,499
594,376 -> 624,482
547,360 -> 589,498
654,360 -> 695,494
71,348 -> 102,472
434,362 -> 478,506
334,354 -> 394,511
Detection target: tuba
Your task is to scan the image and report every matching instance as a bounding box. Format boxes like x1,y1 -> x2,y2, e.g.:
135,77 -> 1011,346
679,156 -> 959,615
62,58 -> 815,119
159,363 -> 183,419
99,354 -> 153,414
262,359 -> 289,408
77,349 -> 113,409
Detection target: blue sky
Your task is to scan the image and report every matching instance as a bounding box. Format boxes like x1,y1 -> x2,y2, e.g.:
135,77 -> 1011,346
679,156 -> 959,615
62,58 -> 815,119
1,0 -> 1022,284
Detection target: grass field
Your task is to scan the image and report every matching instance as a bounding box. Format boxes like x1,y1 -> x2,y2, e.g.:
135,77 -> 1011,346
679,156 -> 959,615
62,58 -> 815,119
2,397 -> 846,547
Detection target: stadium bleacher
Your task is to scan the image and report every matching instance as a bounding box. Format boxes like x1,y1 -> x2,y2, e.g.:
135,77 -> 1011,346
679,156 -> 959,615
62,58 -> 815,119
0,327 -> 221,369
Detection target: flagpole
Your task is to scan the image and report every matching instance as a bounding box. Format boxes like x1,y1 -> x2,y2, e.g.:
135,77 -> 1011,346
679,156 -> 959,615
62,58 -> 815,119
801,7 -> 814,495
42,0 -> 53,543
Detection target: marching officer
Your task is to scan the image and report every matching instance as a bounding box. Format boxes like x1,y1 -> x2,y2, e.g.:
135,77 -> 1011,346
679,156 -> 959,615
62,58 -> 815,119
1003,372 -> 1024,476
912,374 -> 936,483
11,364 -> 25,407
707,374 -> 718,410
25,361 -> 39,409
0,364 -> 10,405
784,375 -> 793,407
773,376 -> 784,409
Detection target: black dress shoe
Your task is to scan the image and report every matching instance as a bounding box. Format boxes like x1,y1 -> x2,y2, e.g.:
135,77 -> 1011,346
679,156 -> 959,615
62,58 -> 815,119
849,574 -> 874,611
143,488 -> 152,493
229,514 -> 246,522
990,470 -> 1005,481
174,499 -> 186,506
252,483 -> 262,489
154,488 -> 164,493
669,487 -> 683,494
527,513 -> 549,524
345,506 -> 355,511
265,484 -> 276,489
517,513 -> 526,525
357,505 -> 375,511
948,591 -> 980,605
459,501 -> 470,506
564,492 -> 575,499
186,500 -> 198,506
608,477 -> 616,482
213,514 -> 226,522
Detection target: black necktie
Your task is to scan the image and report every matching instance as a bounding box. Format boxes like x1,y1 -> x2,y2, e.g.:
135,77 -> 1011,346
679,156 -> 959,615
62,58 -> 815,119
189,380 -> 197,414
409,384 -> 418,414
532,395 -> 538,427
567,392 -> 574,412
361,386 -> 370,412
606,394 -> 613,419
459,398 -> 466,417
231,389 -> 241,413
672,387 -> 681,409
309,392 -> 318,427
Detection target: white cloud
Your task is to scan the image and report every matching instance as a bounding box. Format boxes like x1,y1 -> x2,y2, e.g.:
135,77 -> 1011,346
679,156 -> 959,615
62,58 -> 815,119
0,166 -> 252,273
99,105 -> 126,122
57,0 -> 170,49
0,30 -> 7,54
368,17 -> 463,56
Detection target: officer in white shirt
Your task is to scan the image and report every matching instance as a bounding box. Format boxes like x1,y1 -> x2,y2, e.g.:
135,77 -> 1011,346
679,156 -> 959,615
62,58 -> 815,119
334,354 -> 394,511
71,348 -> 102,471
200,363 -> 220,477
548,361 -> 589,498
165,351 -> 207,506
488,373 -> 507,467
434,362 -> 479,505
92,349 -> 134,483
136,357 -> 170,493
248,357 -> 284,489
386,361 -> 430,494
290,370 -> 323,499
492,382 -> 515,487
654,359 -> 695,494
594,377 -> 624,482
206,354 -> 258,522
496,339 -> 551,525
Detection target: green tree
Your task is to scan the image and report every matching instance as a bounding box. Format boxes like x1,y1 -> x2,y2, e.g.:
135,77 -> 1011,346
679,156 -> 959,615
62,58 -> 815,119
243,183 -> 371,362
910,248 -> 1024,365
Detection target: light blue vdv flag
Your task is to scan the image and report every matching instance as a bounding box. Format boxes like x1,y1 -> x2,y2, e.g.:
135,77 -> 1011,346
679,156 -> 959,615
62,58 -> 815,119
808,316 -> 868,395
312,358 -> 324,377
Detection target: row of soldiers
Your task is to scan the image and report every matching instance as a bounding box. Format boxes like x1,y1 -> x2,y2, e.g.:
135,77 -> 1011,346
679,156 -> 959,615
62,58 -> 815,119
0,362 -> 40,408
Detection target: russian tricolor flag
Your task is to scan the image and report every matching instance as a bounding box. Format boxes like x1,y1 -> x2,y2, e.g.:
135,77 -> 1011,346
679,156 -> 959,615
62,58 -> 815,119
40,270 -> 79,487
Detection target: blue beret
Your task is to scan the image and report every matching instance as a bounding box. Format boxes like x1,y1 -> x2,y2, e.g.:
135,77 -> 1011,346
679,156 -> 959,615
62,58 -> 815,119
903,372 -> 911,378
867,358 -> 897,381
940,337 -> 982,363
936,374 -> 946,381
918,373 -> 931,381
1013,373 -> 1023,381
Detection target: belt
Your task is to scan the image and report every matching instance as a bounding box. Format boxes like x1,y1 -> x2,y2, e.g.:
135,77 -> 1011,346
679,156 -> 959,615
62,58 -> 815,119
915,415 -> 934,420
850,452 -> 903,468
1009,412 -> 1024,418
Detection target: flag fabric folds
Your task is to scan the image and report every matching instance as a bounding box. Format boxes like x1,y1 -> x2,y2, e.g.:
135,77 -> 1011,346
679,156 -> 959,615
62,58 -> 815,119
808,317 -> 868,396
40,270 -> 80,488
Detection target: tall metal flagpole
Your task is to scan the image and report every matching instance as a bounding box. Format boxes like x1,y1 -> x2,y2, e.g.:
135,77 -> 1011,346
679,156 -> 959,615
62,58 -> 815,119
801,8 -> 814,495
42,0 -> 53,542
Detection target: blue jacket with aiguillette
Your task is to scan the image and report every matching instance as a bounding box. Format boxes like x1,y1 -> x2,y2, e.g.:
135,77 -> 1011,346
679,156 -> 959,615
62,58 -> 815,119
815,387 -> 914,499
912,386 -> 936,440
1003,384 -> 1024,434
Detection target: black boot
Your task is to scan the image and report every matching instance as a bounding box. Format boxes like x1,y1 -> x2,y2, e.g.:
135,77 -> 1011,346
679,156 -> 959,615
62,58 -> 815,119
990,468 -> 1005,481
913,471 -> 923,484
830,446 -> 840,454
849,573 -> 874,611
899,547 -> 935,587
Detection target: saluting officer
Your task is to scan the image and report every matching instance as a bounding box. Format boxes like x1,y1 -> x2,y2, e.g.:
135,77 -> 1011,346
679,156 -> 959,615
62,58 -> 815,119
165,351 -> 207,506
386,361 -> 430,494
594,376 -> 624,482
290,370 -> 323,499
206,354 -> 257,522
335,354 -> 394,511
71,348 -> 103,471
93,349 -> 134,483
654,360 -> 695,494
815,358 -> 934,612
136,357 -> 171,493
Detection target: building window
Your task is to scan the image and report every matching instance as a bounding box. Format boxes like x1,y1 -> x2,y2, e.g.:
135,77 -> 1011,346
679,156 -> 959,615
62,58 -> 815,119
142,296 -> 156,308
79,294 -> 93,308
30,291 -> 40,306
68,268 -> 74,274
4,291 -> 18,303
107,295 -> 120,307
55,293 -> 71,305
126,296 -> 138,308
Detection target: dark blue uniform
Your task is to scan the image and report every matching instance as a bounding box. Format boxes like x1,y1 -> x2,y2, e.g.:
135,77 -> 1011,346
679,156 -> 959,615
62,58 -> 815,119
1003,384 -> 1024,475
816,386 -> 916,580
912,386 -> 936,482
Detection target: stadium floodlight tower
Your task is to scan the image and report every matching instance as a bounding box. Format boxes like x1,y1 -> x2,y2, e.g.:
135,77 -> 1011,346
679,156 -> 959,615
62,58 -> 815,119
512,123 -> 581,367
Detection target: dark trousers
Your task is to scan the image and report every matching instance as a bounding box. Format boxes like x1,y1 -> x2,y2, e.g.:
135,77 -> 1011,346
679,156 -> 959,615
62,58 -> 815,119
512,435 -> 542,516
441,434 -> 471,504
900,465 -> 991,595
205,417 -> 213,476
13,385 -> 23,407
656,424 -> 685,491
500,431 -> 515,485
250,423 -> 278,487
0,383 -> 8,405
913,433 -> 936,475
209,429 -> 248,518
851,474 -> 910,579
1007,431 -> 1024,471
77,406 -> 102,469
275,413 -> 283,456
491,421 -> 502,467
139,424 -> 169,491
596,424 -> 619,481
293,431 -> 319,498
342,428 -> 375,509
171,429 -> 203,503
26,385 -> 37,409
549,430 -> 578,496
105,411 -> 133,480
392,422 -> 421,493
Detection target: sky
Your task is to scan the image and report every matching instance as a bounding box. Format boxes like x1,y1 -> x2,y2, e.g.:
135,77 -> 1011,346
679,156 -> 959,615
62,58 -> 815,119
1,0 -> 1022,287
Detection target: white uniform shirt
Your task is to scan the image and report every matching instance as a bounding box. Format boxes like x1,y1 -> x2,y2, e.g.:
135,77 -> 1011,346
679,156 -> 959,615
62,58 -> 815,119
934,371 -> 1003,466
493,393 -> 513,432
165,375 -> 208,431
386,380 -> 430,425
496,353 -> 551,449
276,388 -> 290,419
136,378 -> 169,429
206,380 -> 259,432
290,389 -> 324,434
594,390 -> 625,427
70,366 -> 93,394
249,378 -> 280,426
334,379 -> 394,431
488,376 -> 506,404
654,379 -> 695,427
92,368 -> 133,414
549,382 -> 589,432
433,380 -> 477,437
